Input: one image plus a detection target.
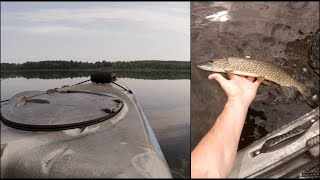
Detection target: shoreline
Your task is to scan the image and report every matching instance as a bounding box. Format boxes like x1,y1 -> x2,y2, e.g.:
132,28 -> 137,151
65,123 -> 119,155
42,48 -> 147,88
1,69 -> 190,72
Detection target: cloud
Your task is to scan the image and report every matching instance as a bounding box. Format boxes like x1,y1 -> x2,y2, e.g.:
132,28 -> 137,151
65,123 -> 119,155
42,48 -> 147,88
7,6 -> 190,35
1,3 -> 190,62
22,26 -> 82,34
1,25 -> 85,36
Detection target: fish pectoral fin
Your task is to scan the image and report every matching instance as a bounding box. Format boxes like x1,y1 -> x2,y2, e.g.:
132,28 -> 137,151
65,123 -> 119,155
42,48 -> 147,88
262,80 -> 272,86
225,70 -> 234,74
256,76 -> 265,83
280,86 -> 298,100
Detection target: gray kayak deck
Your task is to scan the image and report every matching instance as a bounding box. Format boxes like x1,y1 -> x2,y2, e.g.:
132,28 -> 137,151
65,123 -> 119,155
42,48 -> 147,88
1,82 -> 172,178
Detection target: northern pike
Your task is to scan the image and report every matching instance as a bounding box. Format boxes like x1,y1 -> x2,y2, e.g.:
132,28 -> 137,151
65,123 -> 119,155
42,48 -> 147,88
197,57 -> 316,105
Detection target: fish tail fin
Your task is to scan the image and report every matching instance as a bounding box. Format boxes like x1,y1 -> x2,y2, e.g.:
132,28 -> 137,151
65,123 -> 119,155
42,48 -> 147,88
282,85 -> 317,106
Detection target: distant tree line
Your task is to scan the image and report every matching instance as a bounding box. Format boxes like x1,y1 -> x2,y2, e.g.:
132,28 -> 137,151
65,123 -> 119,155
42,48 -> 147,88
1,60 -> 190,71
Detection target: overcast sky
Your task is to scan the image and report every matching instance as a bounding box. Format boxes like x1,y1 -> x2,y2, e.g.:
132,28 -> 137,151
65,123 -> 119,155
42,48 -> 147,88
1,2 -> 190,63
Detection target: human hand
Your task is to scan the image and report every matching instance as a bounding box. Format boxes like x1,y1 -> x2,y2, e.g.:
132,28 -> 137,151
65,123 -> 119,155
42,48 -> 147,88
208,72 -> 263,108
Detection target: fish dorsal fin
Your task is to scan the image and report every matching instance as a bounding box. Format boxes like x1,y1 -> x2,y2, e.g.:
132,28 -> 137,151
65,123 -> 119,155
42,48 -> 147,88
280,86 -> 299,100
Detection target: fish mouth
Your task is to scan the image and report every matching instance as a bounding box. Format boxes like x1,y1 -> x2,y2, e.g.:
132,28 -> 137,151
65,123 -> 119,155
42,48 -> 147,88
196,62 -> 212,71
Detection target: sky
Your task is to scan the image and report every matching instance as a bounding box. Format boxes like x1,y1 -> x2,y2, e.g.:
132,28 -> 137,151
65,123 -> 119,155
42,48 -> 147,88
1,2 -> 190,63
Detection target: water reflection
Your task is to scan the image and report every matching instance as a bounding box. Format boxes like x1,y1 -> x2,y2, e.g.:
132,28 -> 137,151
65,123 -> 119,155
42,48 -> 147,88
121,78 -> 190,178
1,74 -> 190,178
205,10 -> 229,22
191,2 -> 319,151
1,70 -> 190,80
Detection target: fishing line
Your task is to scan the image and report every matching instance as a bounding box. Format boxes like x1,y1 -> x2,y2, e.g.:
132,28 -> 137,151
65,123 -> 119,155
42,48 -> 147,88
115,78 -> 133,93
73,79 -> 90,85
112,81 -> 133,94
1,72 -> 132,103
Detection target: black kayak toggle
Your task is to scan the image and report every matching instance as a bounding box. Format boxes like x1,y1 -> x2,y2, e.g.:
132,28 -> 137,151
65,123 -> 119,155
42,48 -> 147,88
90,71 -> 116,84
90,71 -> 133,94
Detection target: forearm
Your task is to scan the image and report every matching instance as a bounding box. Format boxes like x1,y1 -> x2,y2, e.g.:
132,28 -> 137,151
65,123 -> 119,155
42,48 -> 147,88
191,99 -> 249,178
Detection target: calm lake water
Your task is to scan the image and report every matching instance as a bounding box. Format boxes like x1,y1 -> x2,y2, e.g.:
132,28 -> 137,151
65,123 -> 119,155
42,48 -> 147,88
0,71 -> 190,178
